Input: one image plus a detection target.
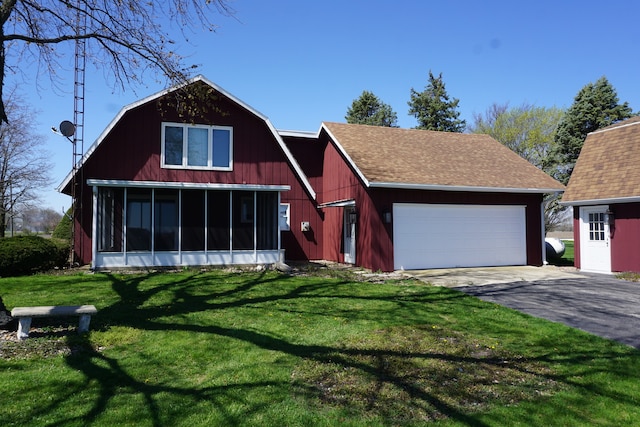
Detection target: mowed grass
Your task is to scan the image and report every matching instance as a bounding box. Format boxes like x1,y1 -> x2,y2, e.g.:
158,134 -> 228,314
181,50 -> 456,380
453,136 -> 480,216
1,268 -> 640,426
562,240 -> 575,263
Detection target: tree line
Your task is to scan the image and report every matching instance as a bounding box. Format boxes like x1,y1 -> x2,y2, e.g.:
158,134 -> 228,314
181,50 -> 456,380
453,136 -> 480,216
346,71 -> 634,186
346,71 -> 634,230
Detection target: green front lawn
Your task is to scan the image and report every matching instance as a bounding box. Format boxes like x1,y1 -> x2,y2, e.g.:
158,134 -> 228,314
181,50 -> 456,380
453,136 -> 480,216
562,239 -> 575,262
1,269 -> 639,426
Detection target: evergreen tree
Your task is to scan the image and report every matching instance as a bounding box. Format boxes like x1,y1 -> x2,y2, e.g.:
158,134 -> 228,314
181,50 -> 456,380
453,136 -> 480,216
552,76 -> 633,184
52,208 -> 72,241
345,91 -> 398,127
408,71 -> 466,132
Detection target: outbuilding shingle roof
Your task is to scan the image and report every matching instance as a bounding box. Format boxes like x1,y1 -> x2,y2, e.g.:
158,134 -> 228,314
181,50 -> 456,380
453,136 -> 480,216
562,116 -> 640,204
322,122 -> 564,192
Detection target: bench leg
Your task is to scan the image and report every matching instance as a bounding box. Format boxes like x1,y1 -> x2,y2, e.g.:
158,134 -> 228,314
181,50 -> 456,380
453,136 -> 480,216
78,314 -> 91,334
17,317 -> 32,340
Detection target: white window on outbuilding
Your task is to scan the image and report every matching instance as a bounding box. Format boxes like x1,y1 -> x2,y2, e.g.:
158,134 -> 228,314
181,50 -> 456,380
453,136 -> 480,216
588,212 -> 606,241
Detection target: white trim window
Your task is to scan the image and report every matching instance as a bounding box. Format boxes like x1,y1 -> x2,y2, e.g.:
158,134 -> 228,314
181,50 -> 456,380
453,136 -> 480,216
161,122 -> 233,170
279,203 -> 290,231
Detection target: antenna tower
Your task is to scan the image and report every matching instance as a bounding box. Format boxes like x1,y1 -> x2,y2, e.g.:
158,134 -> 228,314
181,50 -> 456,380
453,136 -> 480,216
71,1 -> 87,264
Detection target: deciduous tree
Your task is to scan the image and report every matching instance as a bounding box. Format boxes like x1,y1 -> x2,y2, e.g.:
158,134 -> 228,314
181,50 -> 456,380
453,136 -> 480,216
408,71 -> 466,132
20,207 -> 62,234
471,102 -> 567,231
0,0 -> 233,123
552,76 -> 633,184
471,102 -> 564,172
345,90 -> 398,127
0,89 -> 51,238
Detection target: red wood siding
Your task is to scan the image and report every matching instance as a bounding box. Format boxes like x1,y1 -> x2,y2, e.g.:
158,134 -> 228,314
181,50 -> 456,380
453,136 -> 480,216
318,133 -> 362,263
283,135 -> 324,196
319,134 -> 361,206
71,84 -> 320,264
82,97 -> 294,186
76,196 -> 92,265
610,203 -> 640,273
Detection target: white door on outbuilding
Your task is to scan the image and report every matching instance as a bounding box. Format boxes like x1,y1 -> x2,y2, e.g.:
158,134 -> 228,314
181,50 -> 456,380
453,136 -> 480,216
393,204 -> 527,270
578,206 -> 611,274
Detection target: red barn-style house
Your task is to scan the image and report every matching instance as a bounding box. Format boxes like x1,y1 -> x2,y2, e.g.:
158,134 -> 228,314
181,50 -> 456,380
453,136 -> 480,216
58,76 -> 564,272
561,117 -> 640,274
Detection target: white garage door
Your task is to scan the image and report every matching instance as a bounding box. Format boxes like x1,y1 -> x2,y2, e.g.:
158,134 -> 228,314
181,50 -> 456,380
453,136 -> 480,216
393,204 -> 527,270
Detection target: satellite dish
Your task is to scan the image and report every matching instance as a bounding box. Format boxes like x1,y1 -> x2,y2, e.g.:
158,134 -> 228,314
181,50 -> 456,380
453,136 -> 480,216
59,120 -> 76,138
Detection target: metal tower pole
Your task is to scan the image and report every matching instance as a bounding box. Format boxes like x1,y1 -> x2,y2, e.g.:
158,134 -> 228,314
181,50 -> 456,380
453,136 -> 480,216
71,3 -> 87,265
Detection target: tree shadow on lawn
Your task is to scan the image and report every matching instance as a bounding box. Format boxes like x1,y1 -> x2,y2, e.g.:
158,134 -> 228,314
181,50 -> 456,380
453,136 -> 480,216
56,271 -> 640,426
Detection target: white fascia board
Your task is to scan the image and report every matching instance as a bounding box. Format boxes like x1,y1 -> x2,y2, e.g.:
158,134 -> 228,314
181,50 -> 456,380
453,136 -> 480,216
86,179 -> 291,192
277,129 -> 319,138
317,199 -> 356,208
320,122 -> 371,187
57,75 -> 317,201
560,195 -> 640,206
369,181 -> 565,194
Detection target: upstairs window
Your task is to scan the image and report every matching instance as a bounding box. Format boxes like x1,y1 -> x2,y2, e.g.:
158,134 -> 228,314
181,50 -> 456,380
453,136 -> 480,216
161,122 -> 232,170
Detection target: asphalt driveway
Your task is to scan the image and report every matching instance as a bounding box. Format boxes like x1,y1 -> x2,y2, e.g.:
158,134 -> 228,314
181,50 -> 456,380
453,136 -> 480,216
406,266 -> 640,349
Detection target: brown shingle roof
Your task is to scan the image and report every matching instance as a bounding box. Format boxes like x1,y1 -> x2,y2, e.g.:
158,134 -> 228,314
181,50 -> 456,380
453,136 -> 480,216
322,122 -> 564,192
562,116 -> 640,203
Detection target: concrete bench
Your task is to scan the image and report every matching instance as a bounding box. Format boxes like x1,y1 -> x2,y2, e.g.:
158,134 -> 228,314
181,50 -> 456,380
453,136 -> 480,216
10,305 -> 98,340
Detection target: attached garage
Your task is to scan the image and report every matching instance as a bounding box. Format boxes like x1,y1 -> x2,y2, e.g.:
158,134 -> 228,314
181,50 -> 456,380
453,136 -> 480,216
393,203 -> 527,270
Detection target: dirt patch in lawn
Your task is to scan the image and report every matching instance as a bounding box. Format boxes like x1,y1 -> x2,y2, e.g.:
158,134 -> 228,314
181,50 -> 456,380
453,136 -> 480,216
292,324 -> 562,423
0,319 -> 92,359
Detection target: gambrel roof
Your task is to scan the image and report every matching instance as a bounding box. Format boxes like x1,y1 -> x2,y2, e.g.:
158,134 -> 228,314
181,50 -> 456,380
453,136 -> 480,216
562,116 -> 640,205
322,122 -> 564,193
57,75 -> 315,199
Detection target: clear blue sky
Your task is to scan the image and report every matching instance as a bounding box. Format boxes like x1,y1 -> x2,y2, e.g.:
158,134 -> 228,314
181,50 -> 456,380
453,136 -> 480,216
11,0 -> 640,212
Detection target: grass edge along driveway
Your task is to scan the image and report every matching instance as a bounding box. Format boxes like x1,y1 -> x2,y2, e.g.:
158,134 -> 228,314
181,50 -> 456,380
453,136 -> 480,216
1,269 -> 639,426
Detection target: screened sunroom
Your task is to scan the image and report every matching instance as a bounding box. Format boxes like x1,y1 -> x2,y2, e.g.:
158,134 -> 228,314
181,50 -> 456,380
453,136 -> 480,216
88,180 -> 288,269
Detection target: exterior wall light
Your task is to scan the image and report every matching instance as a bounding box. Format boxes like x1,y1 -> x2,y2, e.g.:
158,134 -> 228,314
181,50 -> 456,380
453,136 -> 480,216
348,211 -> 357,224
604,209 -> 615,227
382,209 -> 392,224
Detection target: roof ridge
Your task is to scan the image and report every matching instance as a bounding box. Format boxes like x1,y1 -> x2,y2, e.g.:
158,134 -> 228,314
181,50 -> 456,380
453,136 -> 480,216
590,116 -> 640,135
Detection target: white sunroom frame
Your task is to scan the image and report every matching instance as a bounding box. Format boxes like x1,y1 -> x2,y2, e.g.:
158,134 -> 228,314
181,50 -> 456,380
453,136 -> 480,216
88,179 -> 290,269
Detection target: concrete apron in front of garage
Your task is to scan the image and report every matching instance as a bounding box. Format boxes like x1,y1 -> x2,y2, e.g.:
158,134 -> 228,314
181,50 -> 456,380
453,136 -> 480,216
404,265 -> 586,287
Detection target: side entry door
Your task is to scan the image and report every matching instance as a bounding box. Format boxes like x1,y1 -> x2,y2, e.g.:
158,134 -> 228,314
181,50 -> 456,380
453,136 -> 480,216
343,207 -> 356,264
580,206 -> 612,273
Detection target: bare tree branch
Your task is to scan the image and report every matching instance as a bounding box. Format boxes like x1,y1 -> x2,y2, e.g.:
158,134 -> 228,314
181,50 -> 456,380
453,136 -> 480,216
0,0 -> 235,122
0,86 -> 51,237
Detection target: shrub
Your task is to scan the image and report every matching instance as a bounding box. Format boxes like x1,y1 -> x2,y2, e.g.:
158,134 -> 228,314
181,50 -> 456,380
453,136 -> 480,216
0,236 -> 69,277
50,238 -> 71,268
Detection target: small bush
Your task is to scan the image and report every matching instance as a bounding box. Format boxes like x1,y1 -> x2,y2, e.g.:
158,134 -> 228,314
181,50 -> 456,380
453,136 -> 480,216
50,238 -> 71,268
0,236 -> 69,277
